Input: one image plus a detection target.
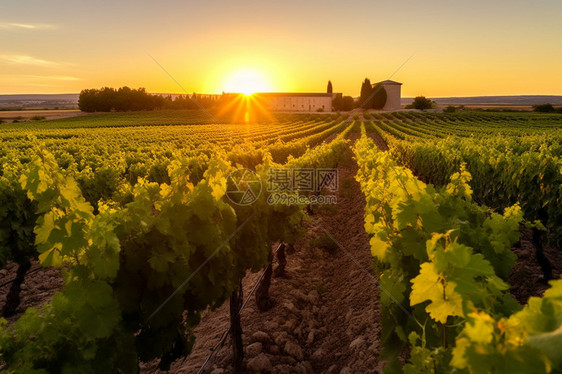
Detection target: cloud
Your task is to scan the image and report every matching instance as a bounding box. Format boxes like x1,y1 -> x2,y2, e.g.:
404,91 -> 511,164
0,74 -> 81,86
26,75 -> 81,81
0,54 -> 74,67
0,74 -> 81,92
0,22 -> 56,30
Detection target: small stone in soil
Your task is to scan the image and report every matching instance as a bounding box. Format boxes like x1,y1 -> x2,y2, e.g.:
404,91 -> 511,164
246,342 -> 263,358
349,336 -> 365,351
306,331 -> 315,345
283,341 -> 304,361
246,353 -> 272,373
311,348 -> 325,362
251,331 -> 271,343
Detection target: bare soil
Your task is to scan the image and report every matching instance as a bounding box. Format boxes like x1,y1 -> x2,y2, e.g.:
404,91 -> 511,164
0,262 -> 63,322
508,230 -> 562,304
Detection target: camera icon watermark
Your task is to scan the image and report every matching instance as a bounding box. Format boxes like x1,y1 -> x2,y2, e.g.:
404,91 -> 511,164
225,167 -> 339,206
225,168 -> 263,206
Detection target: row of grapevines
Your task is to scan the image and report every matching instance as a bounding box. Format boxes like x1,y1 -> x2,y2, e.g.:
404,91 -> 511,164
353,125 -> 562,373
0,147 -> 296,372
385,112 -> 562,138
387,135 -> 562,246
367,112 -> 561,247
0,129 -> 350,372
0,119 -> 344,278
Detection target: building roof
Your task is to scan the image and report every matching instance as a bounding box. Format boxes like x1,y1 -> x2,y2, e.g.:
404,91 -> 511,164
254,92 -> 335,97
372,80 -> 402,86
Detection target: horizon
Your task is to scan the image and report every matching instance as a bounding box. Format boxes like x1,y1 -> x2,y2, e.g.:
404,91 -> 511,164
1,0 -> 562,97
4,92 -> 562,100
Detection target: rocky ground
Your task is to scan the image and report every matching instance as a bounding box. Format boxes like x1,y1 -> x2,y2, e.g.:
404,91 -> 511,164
0,262 -> 62,322
508,229 -> 562,304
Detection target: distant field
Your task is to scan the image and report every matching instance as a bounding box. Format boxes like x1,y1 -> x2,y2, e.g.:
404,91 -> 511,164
0,109 -> 339,129
437,104 -> 534,111
0,109 -> 346,171
0,109 -> 210,128
402,95 -> 562,106
1,109 -> 560,176
0,109 -> 84,121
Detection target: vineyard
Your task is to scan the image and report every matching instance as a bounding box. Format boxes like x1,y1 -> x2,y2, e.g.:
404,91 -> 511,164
0,110 -> 561,373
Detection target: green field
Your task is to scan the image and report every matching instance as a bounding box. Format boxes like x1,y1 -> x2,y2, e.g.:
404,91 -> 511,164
1,109 -> 561,373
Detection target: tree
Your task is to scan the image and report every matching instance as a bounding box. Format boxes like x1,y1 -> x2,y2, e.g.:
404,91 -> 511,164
332,94 -> 343,111
370,84 -> 387,110
78,89 -> 98,112
327,80 -> 333,94
358,78 -> 387,109
342,96 -> 355,111
332,94 -> 354,111
407,96 -> 434,110
359,78 -> 372,107
533,103 -> 555,113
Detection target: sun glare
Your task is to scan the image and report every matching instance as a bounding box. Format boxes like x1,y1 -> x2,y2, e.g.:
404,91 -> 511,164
223,69 -> 271,95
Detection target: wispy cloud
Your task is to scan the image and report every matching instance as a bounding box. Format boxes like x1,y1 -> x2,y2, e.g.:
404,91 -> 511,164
0,22 -> 56,30
0,54 -> 75,67
26,75 -> 81,81
0,74 -> 82,86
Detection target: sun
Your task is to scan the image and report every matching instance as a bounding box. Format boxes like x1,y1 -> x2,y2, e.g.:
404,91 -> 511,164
223,69 -> 271,95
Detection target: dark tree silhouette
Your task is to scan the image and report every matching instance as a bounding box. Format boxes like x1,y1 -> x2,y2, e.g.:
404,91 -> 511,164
327,80 -> 333,94
358,79 -> 387,109
342,96 -> 355,111
78,87 -> 198,112
407,96 -> 434,110
533,103 -> 555,113
370,84 -> 387,110
332,94 -> 355,111
359,78 -> 372,107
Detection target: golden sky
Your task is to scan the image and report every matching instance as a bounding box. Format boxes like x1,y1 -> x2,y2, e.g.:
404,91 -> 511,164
1,0 -> 561,97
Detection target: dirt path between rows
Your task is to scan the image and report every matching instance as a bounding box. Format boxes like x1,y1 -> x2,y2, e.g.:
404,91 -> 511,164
141,133 -> 384,374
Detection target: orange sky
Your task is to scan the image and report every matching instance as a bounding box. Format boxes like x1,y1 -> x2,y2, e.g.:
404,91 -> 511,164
1,0 -> 561,97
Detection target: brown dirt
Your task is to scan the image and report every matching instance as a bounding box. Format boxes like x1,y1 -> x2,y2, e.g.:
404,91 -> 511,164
508,229 -> 562,304
365,128 -> 388,152
0,261 -> 63,321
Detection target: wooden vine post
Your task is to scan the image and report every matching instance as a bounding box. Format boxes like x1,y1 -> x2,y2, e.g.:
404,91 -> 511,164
230,280 -> 244,372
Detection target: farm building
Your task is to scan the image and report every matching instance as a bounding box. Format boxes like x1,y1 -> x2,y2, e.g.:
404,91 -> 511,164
251,79 -> 403,112
372,80 -> 402,111
254,92 -> 336,112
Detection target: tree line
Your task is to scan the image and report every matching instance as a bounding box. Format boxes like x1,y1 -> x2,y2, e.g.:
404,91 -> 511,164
78,87 -> 222,112
80,80 -> 398,113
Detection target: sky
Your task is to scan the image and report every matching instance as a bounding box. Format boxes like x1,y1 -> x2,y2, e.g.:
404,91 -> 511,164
1,0 -> 561,97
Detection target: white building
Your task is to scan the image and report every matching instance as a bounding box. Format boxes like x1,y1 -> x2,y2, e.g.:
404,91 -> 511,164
254,93 -> 335,112
372,80 -> 402,111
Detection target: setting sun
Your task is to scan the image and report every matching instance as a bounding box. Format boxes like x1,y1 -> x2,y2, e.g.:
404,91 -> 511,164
223,69 -> 271,95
